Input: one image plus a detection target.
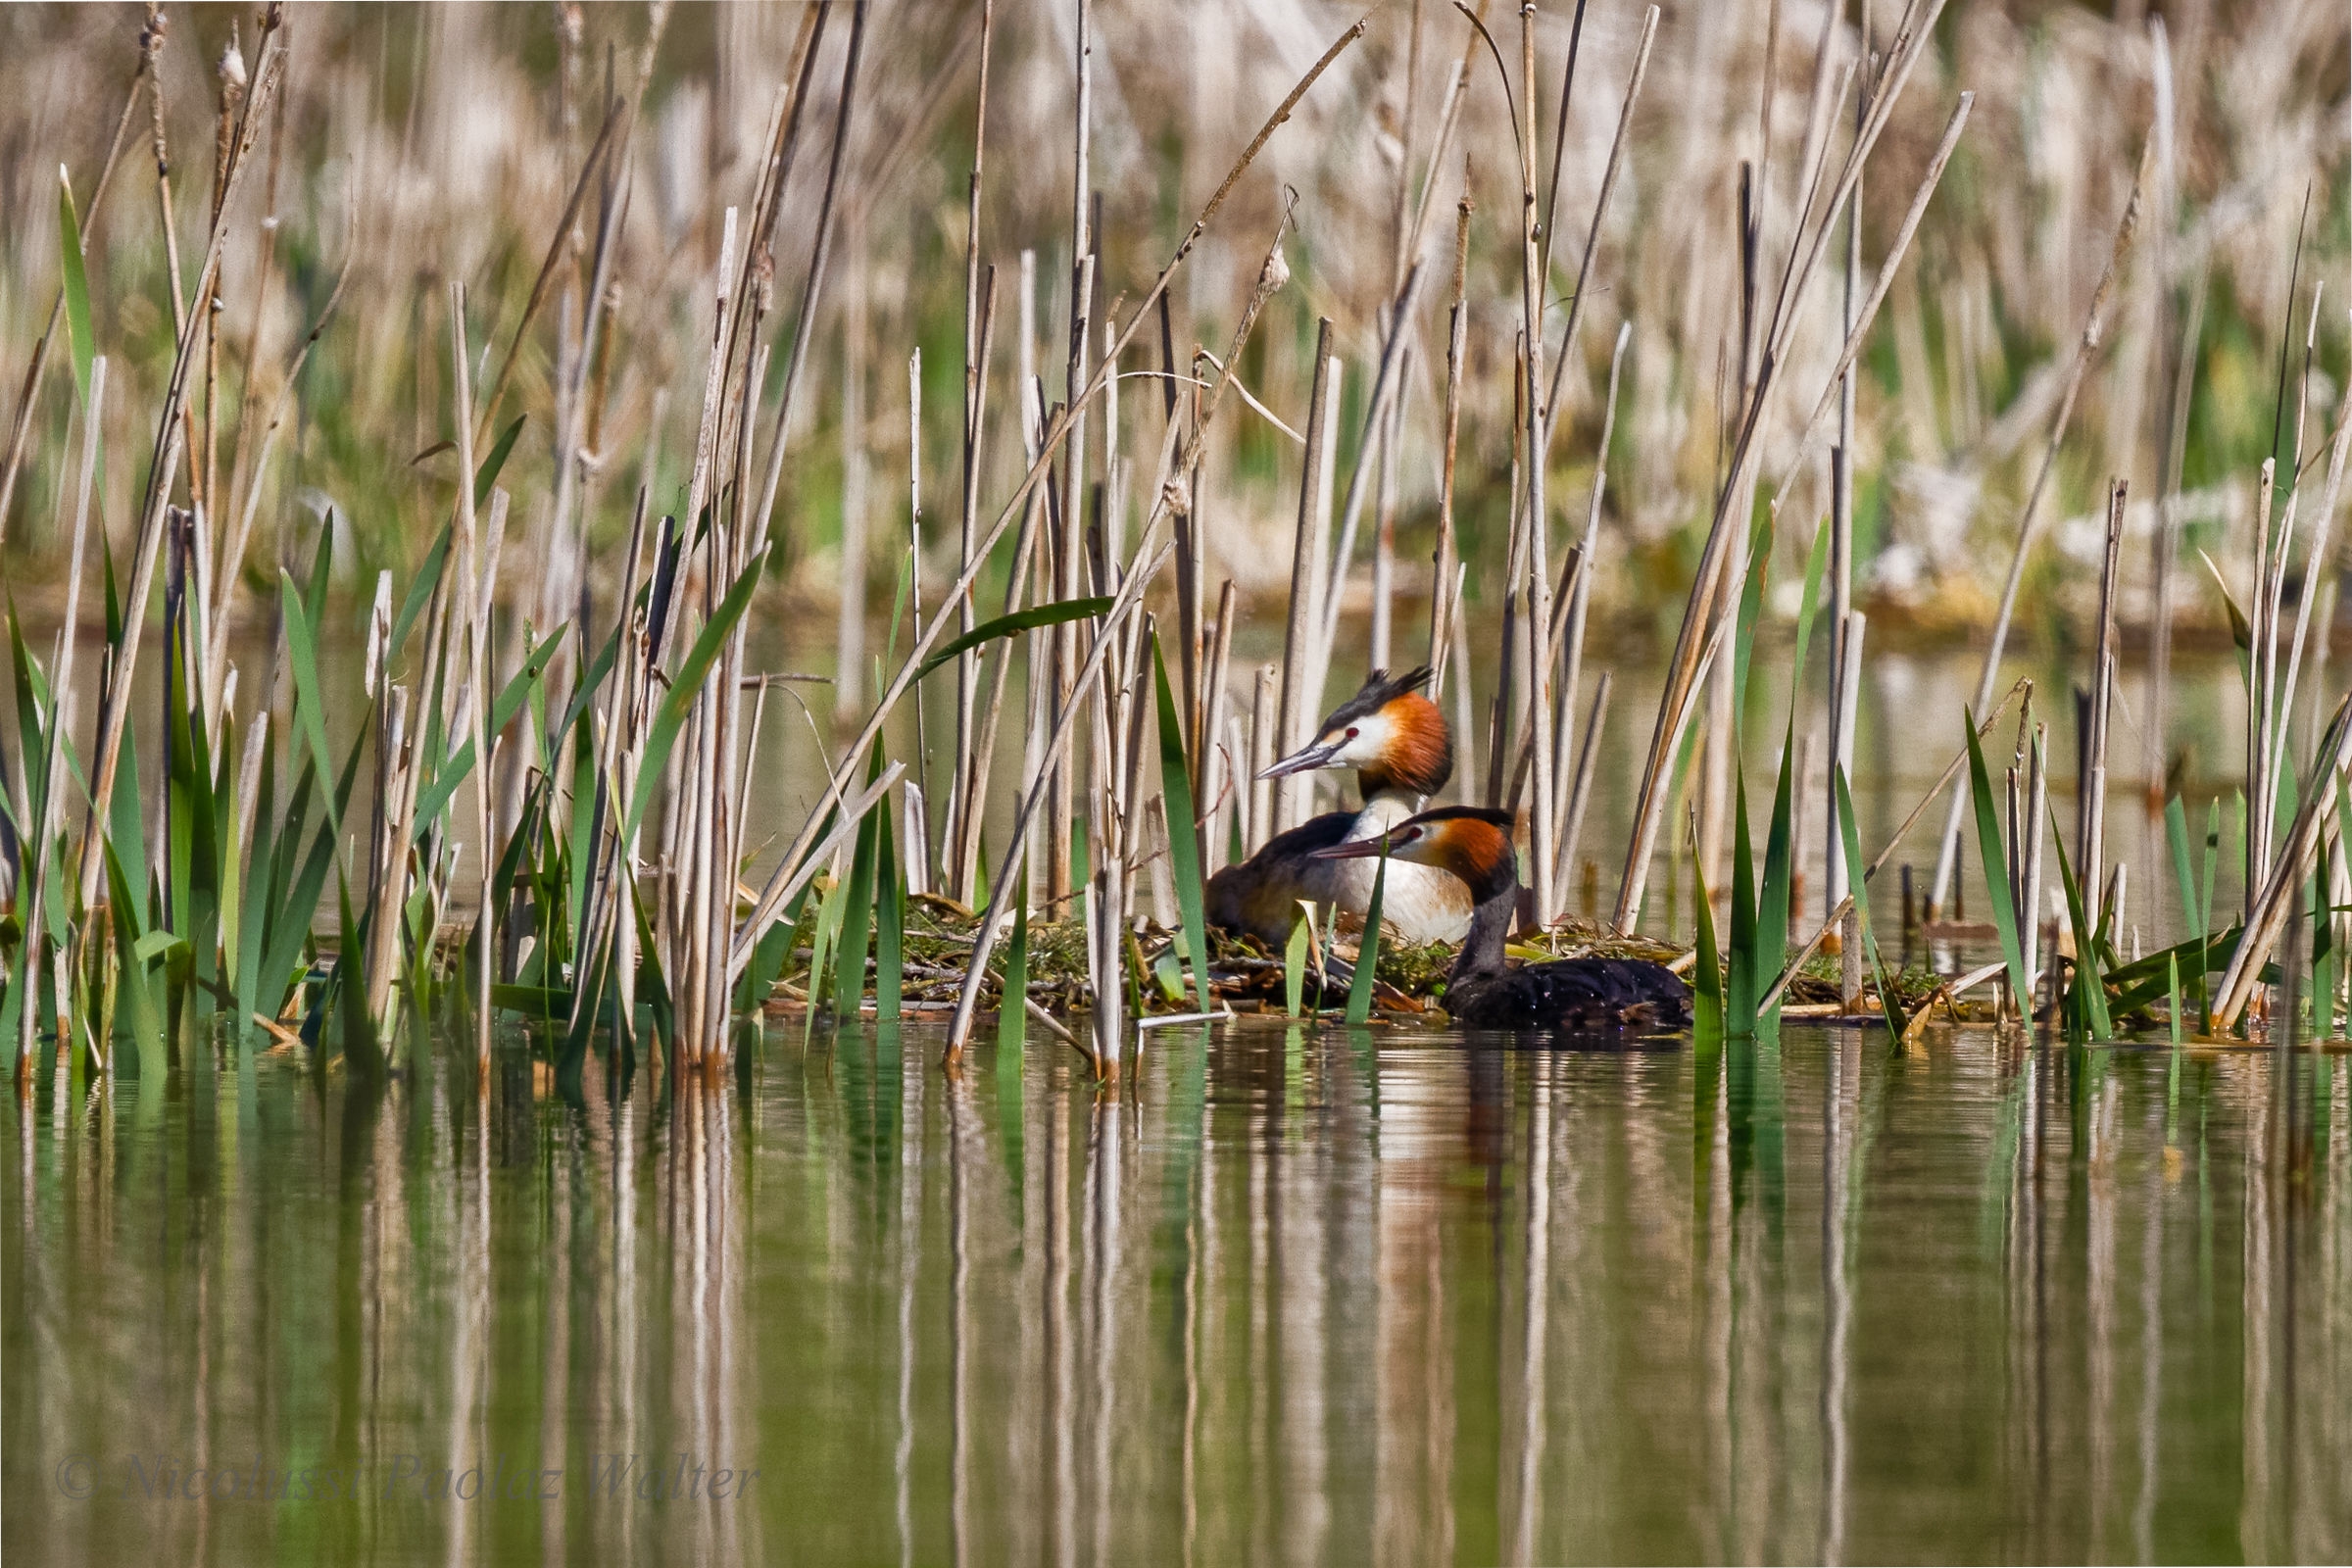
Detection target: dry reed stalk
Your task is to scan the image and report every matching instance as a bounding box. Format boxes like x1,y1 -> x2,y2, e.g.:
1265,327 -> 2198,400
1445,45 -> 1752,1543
203,200 -> 355,721
2248,242 -> 2320,901
837,222 -> 871,718
2269,367 -> 2352,804
446,284 -> 498,1074
1316,261 -> 1425,670
1824,1 -> 1869,913
1759,677 -> 2031,1012
0,27 -> 149,543
750,0 -> 864,543
1276,325 -> 1338,834
2246,457 -> 2279,907
219,15 -> 288,543
69,30 -> 285,923
1428,191 -> 1472,686
2213,696 -> 2352,1031
1249,664 -> 1275,847
1054,0 -> 1098,906
2140,16 -> 2181,815
2251,302 -> 2351,910
1487,358 -> 1529,813
1503,544 -> 1584,812
956,386 -> 1050,905
1369,350 -> 1405,670
471,100 -> 629,448
1617,1 -> 1963,929
2024,714 -> 2047,1005
1537,4 -> 1657,460
1174,351 -> 1204,730
1556,668 -> 1611,901
1831,604 -> 1866,975
907,348 -> 933,884
736,18 -> 1369,970
2080,481 -> 2126,923
14,358 -> 109,1073
1926,135 -> 2153,914
947,0 -> 998,901
566,498 -> 647,1037
1200,582 -> 1237,874
945,544 -> 1171,1067
1505,3 -> 1558,926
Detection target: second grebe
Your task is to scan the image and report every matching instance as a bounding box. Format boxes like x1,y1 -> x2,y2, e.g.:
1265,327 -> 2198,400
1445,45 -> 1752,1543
1315,807 -> 1690,1031
1204,666 -> 1474,948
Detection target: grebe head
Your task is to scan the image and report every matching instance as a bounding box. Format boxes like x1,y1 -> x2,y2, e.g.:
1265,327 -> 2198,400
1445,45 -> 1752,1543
1258,666 -> 1451,797
1310,806 -> 1516,900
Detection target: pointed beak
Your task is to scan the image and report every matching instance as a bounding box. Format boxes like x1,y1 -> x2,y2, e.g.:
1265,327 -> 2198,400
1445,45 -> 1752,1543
1309,838 -> 1389,861
1258,738 -> 1343,780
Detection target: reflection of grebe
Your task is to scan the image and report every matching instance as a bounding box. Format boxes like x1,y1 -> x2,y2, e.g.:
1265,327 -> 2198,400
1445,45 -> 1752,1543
1204,667 -> 1473,947
1317,808 -> 1691,1031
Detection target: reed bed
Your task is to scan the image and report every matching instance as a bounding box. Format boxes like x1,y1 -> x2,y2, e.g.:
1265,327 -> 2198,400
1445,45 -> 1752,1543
2,0 -> 2350,1081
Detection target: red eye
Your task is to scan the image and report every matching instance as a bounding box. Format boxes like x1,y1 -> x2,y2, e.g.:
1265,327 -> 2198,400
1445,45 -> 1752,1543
1346,726 -> 1359,738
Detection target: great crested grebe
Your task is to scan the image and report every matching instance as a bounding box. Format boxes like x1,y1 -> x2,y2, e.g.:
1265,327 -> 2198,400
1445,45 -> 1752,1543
1315,807 -> 1691,1031
1204,666 -> 1474,948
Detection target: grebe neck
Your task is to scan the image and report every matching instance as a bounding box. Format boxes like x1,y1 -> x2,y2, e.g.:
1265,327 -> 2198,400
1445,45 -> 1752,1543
1451,884 -> 1520,986
1351,785 -> 1426,833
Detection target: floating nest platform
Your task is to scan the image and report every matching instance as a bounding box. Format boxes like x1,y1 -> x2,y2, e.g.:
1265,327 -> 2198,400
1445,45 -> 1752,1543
758,894 -> 1958,1030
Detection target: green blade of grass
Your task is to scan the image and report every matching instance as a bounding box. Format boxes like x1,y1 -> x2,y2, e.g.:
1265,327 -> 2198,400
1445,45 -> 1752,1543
2046,808 -> 2114,1041
1731,509 -> 1776,744
257,735 -> 365,1017
1756,741 -> 1798,1033
474,415 -> 526,510
998,878 -> 1029,1057
1152,636 -> 1212,1010
876,793 -> 905,1023
1727,765 -> 1759,1031
1964,706 -> 2034,1018
2200,798 -> 2221,1028
734,881 -> 812,1016
913,597 -> 1115,683
2168,953 -> 2184,1046
1285,908 -> 1310,1019
1691,841 -> 1724,1039
56,171 -> 93,407
624,546 -> 768,839
800,876 -> 842,1042
1345,849 -> 1388,1026
2166,796 -> 2199,966
1835,765 -> 1910,1039
388,521 -> 454,665
831,801 -> 879,1016
278,570 -> 339,831
407,627 -> 569,836
232,725 -> 280,1019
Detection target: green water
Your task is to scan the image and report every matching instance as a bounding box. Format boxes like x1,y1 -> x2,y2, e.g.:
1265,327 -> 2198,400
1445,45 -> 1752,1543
5,1022 -> 2348,1564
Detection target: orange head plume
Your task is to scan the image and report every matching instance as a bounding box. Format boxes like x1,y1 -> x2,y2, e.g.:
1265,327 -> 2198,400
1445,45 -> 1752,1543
1259,666 -> 1452,798
1310,805 -> 1517,900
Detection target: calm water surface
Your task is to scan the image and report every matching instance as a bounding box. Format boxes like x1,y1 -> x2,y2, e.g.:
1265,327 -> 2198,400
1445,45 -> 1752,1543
5,1020 -> 2348,1564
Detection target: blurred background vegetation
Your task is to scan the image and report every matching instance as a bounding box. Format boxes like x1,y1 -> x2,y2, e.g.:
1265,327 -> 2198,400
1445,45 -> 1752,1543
0,0 -> 2344,656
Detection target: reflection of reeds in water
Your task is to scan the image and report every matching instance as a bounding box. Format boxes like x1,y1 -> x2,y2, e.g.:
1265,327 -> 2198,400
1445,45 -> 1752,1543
13,1029 -> 2349,1560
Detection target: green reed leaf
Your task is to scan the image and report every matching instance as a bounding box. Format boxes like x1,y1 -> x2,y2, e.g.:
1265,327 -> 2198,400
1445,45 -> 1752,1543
1964,707 -> 2033,1020
1345,850 -> 1387,1026
1835,765 -> 1909,1040
913,597 -> 1114,683
1152,636 -> 1211,1011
